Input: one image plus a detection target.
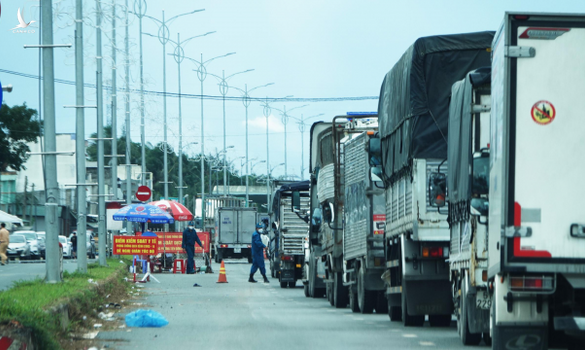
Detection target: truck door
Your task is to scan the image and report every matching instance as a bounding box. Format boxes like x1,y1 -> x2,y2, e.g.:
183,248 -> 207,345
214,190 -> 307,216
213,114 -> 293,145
220,210 -> 237,244
510,24 -> 585,262
239,210 -> 256,244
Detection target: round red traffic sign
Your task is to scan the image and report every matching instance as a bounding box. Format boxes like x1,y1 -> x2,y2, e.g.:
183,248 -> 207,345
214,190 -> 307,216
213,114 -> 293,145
135,186 -> 151,202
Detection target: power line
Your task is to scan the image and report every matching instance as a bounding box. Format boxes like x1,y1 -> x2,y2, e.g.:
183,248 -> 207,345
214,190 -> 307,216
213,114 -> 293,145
0,68 -> 378,103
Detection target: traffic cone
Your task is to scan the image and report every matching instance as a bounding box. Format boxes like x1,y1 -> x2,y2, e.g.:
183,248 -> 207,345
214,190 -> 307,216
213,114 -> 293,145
216,260 -> 228,283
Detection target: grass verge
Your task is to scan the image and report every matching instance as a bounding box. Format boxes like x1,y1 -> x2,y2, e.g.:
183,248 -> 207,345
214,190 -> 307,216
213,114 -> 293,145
0,256 -> 132,349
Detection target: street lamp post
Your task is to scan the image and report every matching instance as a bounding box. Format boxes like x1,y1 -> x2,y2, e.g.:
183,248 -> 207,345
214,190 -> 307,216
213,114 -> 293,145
182,52 -> 235,224
141,8 -> 204,199
208,69 -> 254,196
251,160 -> 266,175
131,0 -> 147,186
164,32 -> 215,202
272,105 -> 308,179
295,113 -> 323,180
230,83 -> 274,207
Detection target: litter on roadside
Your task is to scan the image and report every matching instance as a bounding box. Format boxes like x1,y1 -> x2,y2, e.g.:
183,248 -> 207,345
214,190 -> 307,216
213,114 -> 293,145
125,309 -> 169,328
69,331 -> 99,339
93,323 -> 102,328
98,312 -> 116,321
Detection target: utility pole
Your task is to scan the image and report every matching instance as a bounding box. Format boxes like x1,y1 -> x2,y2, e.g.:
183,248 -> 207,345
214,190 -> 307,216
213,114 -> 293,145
41,0 -> 62,282
133,0 -> 147,186
96,0 -> 107,266
125,0 -> 132,235
111,0 -> 118,202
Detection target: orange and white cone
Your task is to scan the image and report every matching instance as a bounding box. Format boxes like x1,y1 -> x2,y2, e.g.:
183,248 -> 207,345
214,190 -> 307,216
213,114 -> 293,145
216,260 -> 228,283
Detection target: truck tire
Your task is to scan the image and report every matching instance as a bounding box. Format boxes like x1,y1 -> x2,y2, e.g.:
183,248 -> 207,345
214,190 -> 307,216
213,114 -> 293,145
304,283 -> 310,297
217,250 -> 223,264
375,292 -> 389,314
288,281 -> 296,288
402,288 -> 424,327
327,283 -> 334,306
308,256 -> 325,298
458,281 -> 481,343
247,254 -> 253,264
333,272 -> 348,308
280,281 -> 288,288
357,267 -> 375,314
349,288 -> 360,313
388,297 -> 402,321
483,333 -> 491,346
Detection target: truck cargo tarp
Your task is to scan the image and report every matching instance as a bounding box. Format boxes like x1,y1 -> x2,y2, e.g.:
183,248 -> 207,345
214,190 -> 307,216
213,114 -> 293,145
378,31 -> 494,179
271,181 -> 310,222
447,67 -> 491,205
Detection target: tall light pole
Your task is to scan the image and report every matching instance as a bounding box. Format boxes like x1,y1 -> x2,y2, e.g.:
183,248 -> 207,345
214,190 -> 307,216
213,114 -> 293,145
110,1 -> 118,203
165,32 -> 215,202
208,69 -> 254,196
131,0 -> 147,186
230,83 -> 274,207
272,105 -> 308,179
251,160 -> 266,174
123,0 -> 133,239
294,113 -> 323,180
261,96 -> 292,210
96,0 -> 107,266
183,53 -> 235,221
141,9 -> 203,199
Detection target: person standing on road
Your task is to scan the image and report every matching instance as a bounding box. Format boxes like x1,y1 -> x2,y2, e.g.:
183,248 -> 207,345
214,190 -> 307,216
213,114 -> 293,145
0,223 -> 9,265
249,223 -> 269,283
70,232 -> 77,259
182,222 -> 203,274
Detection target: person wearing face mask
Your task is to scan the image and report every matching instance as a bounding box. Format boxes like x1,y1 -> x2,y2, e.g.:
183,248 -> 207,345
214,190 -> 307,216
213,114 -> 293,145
182,221 -> 203,274
249,223 -> 269,283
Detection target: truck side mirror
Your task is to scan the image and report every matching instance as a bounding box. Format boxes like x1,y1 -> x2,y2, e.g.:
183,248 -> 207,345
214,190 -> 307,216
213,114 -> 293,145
322,202 -> 335,224
292,191 -> 301,212
370,166 -> 383,183
428,172 -> 447,208
470,197 -> 489,217
368,137 -> 381,167
472,150 -> 490,196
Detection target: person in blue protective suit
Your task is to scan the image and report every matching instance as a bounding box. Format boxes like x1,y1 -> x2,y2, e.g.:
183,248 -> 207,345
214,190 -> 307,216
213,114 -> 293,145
182,221 -> 203,274
249,223 -> 270,283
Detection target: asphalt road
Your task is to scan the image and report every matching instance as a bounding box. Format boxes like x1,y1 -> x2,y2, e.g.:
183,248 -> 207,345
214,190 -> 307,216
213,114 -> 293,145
99,259 -> 484,350
0,258 -> 97,291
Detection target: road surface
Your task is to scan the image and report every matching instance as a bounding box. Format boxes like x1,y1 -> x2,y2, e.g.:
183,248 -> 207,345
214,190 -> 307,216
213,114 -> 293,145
99,259 -> 485,350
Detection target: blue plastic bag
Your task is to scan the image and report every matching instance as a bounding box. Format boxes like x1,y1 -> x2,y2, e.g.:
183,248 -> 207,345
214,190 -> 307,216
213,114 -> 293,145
125,309 -> 169,328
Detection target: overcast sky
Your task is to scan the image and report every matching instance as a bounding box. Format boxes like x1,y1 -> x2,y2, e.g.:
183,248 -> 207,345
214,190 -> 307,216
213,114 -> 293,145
1,0 -> 584,180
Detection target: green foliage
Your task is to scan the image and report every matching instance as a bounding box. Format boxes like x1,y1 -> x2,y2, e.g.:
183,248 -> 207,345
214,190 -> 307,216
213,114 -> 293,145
0,258 -> 129,349
0,103 -> 42,171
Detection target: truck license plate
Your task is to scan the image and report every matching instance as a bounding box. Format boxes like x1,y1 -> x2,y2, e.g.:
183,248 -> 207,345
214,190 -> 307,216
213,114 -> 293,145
475,290 -> 491,310
234,248 -> 241,253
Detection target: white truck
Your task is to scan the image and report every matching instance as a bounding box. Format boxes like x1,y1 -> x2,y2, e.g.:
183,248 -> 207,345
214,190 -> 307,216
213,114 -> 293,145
376,31 -> 493,327
487,13 -> 585,350
446,67 -> 492,345
270,181 -> 310,288
213,207 -> 257,263
342,120 -> 388,314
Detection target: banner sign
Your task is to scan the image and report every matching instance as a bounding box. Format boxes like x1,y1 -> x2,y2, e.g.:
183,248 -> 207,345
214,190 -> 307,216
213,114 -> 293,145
113,236 -> 158,255
136,231 -> 210,254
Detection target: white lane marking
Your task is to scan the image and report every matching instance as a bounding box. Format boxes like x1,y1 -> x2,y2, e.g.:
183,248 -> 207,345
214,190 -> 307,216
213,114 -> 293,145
353,317 -> 365,321
402,334 -> 418,338
419,341 -> 435,346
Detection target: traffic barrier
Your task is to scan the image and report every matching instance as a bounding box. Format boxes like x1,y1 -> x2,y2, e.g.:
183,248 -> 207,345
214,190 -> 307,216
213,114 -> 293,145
216,260 -> 228,283
173,259 -> 186,274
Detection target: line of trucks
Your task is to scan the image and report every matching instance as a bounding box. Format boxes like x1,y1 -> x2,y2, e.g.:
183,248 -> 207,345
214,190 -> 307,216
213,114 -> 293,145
275,12 -> 584,350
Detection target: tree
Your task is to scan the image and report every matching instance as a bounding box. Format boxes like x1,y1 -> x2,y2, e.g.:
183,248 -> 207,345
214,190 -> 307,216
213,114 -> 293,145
0,103 -> 42,171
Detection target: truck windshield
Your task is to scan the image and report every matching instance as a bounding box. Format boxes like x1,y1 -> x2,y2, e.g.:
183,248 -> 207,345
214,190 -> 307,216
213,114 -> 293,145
472,156 -> 489,196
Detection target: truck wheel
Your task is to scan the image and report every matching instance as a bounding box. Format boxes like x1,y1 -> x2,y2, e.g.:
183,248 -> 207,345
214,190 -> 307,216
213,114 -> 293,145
270,260 -> 275,278
357,267 -> 375,314
375,292 -> 388,314
217,250 -> 223,264
333,272 -> 348,308
288,281 -> 296,288
402,288 -> 424,327
429,315 -> 452,328
280,281 -> 287,288
458,282 -> 481,343
388,298 -> 402,321
247,255 -> 253,264
349,288 -> 360,313
483,332 -> 492,346
327,283 -> 334,306
304,283 -> 310,297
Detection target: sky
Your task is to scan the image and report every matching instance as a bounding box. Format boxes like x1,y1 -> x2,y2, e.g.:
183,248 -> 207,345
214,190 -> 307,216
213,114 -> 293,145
1,0 -> 584,181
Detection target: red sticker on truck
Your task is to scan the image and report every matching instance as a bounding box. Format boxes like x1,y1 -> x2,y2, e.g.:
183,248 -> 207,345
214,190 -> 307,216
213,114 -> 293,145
519,27 -> 570,40
531,100 -> 556,125
373,214 -> 385,235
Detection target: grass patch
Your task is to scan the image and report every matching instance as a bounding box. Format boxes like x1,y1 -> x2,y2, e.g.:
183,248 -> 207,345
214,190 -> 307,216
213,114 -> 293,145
0,257 -> 131,349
